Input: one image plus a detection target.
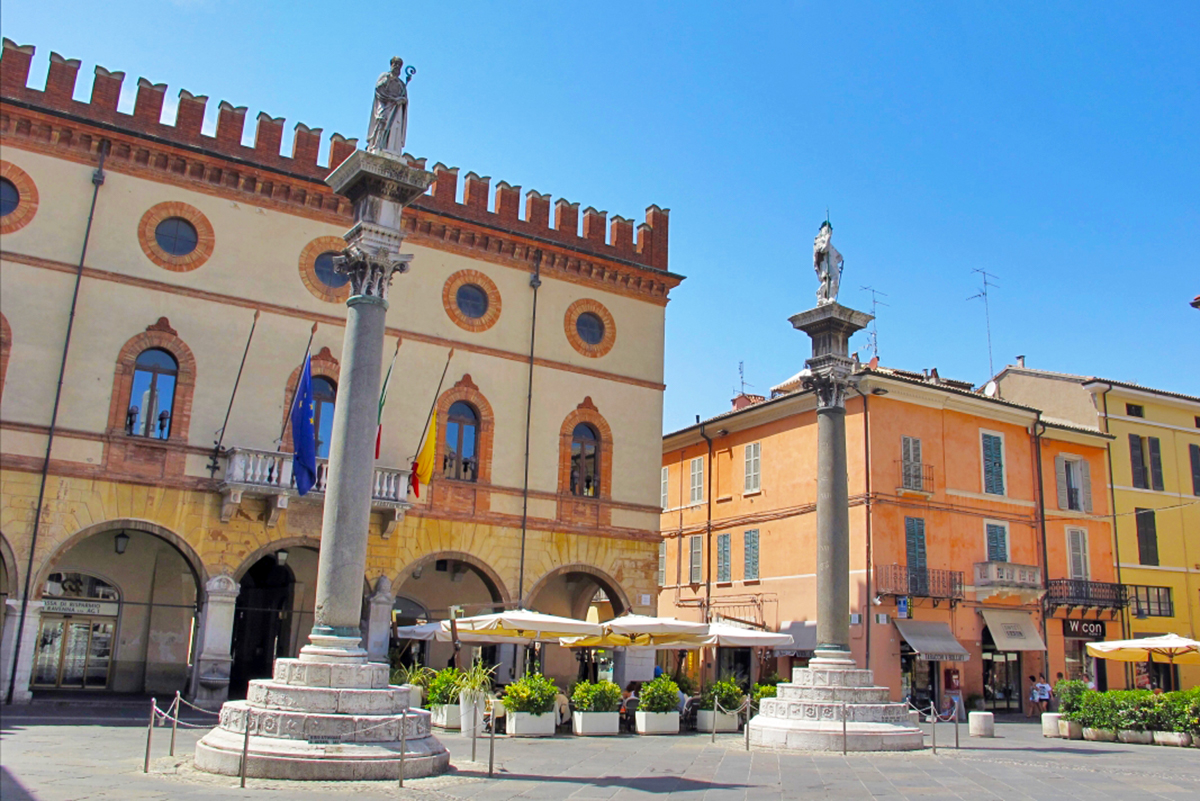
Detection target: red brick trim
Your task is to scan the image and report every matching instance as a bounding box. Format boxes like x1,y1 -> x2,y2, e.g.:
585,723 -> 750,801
278,346 -> 340,453
103,318 -> 197,479
428,374 -> 495,515
0,312 -> 10,403
564,298 -> 616,358
136,201 -> 215,272
442,270 -> 502,333
298,236 -> 350,304
557,397 -> 613,527
0,159 -> 38,234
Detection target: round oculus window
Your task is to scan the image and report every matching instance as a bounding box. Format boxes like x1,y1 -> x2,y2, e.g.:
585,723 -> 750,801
455,283 -> 489,319
314,251 -> 349,288
0,178 -> 18,217
154,217 -> 199,257
575,312 -> 605,345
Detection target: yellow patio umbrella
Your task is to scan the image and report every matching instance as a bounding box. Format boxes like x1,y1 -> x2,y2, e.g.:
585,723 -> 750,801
1085,633 -> 1200,666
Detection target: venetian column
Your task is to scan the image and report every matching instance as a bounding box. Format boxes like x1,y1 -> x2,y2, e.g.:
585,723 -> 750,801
747,222 -> 921,751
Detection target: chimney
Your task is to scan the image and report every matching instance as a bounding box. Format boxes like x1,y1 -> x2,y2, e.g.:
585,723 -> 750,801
1016,355 -> 1026,368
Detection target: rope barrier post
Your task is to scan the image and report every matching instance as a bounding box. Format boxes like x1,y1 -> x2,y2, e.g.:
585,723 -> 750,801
711,700 -> 718,743
240,711 -> 252,788
471,697 -> 479,763
170,691 -> 180,756
144,697 -> 156,774
744,702 -> 750,752
954,709 -> 960,749
488,705 -> 496,777
931,706 -> 937,755
842,702 -> 847,756
401,709 -> 409,785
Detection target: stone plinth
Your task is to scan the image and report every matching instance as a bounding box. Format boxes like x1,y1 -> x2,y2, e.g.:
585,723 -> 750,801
194,655 -> 448,780
748,666 -> 922,752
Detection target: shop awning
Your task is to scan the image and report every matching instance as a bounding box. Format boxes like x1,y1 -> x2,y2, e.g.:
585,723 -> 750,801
893,619 -> 971,662
981,608 -> 1047,651
773,621 -> 817,656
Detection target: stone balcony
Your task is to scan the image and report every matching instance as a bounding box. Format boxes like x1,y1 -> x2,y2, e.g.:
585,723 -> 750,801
219,447 -> 412,535
974,561 -> 1042,603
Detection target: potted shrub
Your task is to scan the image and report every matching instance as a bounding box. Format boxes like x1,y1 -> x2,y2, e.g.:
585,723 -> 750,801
751,682 -> 777,712
1150,690 -> 1194,747
966,693 -> 985,712
698,678 -> 744,733
636,675 -> 682,735
390,662 -> 434,709
1055,680 -> 1086,740
457,659 -> 496,739
571,679 -> 622,736
427,667 -> 462,729
1114,690 -> 1154,744
1079,691 -> 1117,742
503,671 -> 559,737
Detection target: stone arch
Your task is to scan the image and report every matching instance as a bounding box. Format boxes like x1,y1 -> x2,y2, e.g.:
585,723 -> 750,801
232,536 -> 322,581
434,374 -> 495,485
392,550 -> 512,609
0,530 -> 19,599
557,396 -> 614,501
32,518 -> 208,601
279,346 -> 340,453
0,311 -> 11,403
523,562 -> 631,619
105,317 -> 198,444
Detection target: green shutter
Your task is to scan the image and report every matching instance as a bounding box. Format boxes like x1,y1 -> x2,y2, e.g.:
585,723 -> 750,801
744,530 -> 759,580
1129,434 -> 1147,489
986,523 -> 1007,562
717,533 -> 731,582
1147,437 -> 1164,491
982,434 -> 1005,495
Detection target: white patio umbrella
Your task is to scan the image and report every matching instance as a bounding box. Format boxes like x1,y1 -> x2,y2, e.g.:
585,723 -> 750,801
559,614 -> 710,648
607,614 -> 709,637
1086,633 -> 1200,666
441,609 -> 603,643
699,622 -> 795,648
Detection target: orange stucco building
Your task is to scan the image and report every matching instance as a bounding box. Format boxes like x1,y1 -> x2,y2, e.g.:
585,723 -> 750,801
659,365 -> 1125,712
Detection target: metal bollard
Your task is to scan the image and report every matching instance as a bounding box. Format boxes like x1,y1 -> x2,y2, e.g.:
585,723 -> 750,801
954,712 -> 960,749
744,706 -> 750,752
240,711 -> 252,788
144,696 -> 156,774
471,698 -> 479,763
170,691 -> 180,756
931,707 -> 937,755
711,700 -> 719,743
398,709 -> 407,788
488,709 -> 496,777
842,702 -> 848,756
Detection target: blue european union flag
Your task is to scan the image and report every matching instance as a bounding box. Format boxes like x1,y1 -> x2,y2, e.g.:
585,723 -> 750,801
291,353 -> 318,496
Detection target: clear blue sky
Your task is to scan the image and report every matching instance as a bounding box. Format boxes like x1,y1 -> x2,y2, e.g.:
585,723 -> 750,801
5,1 -> 1197,432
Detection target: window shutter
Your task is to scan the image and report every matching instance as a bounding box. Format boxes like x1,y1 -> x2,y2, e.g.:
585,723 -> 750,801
716,533 -> 730,582
1054,455 -> 1068,510
689,536 -> 702,583
1129,434 -> 1147,489
744,530 -> 759,580
661,466 -> 669,510
982,434 -> 1004,494
1080,460 -> 1093,512
903,436 -> 921,464
985,523 -> 1007,562
658,540 -> 666,587
905,517 -> 927,571
1068,529 -> 1088,580
1148,437 -> 1164,491
1135,508 -> 1159,566
1190,444 -> 1200,497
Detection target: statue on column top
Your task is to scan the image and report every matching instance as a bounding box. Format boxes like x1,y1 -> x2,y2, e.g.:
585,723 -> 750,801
366,57 -> 415,156
813,220 -> 843,306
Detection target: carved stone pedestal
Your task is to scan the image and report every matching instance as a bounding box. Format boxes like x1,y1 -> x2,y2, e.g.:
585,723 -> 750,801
194,640 -> 448,780
748,664 -> 923,752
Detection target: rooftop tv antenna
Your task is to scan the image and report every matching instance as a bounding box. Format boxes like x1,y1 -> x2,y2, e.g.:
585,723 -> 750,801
859,286 -> 889,360
967,269 -> 1000,378
734,361 -> 755,398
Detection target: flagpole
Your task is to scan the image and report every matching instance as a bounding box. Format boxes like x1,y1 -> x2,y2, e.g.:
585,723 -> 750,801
208,309 -> 261,476
410,348 -> 455,463
278,322 -> 319,446
376,337 -> 402,459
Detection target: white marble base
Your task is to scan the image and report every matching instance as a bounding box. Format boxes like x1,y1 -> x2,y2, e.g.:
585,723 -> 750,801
748,665 -> 923,752
194,654 -> 449,781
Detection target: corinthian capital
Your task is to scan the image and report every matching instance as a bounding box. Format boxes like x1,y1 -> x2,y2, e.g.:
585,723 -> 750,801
332,246 -> 412,303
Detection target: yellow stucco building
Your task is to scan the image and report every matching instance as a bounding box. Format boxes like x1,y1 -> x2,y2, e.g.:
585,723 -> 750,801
996,364 -> 1200,689
0,41 -> 681,704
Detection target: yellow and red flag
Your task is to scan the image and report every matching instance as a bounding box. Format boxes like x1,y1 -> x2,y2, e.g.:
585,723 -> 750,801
410,409 -> 437,498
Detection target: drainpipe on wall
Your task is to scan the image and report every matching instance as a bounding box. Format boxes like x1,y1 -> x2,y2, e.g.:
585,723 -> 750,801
699,421 -> 714,624
1096,382 -> 1131,687
852,383 -> 873,671
6,143 -> 108,705
516,251 -> 542,606
1033,413 -> 1051,681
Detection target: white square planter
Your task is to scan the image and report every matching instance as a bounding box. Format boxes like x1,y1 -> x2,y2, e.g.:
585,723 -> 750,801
1041,712 -> 1062,738
573,711 -> 619,736
1153,731 -> 1192,747
635,711 -> 680,735
508,710 -> 557,737
459,692 -> 486,739
697,710 -> 738,733
430,703 -> 461,730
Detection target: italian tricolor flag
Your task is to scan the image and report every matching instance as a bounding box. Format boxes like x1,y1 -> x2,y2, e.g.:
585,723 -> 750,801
376,339 -> 401,459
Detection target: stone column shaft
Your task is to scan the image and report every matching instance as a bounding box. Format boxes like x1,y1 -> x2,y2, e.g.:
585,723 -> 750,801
312,296 -> 386,638
815,407 -> 850,655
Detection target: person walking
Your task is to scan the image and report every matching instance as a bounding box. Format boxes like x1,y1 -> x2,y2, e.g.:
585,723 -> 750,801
1026,675 -> 1039,718
1036,675 -> 1053,715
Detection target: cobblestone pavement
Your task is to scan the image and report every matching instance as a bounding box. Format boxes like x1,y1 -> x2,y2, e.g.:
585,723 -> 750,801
3,706 -> 1199,800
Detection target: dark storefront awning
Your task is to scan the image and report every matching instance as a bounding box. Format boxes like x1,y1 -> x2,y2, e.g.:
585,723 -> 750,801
773,620 -> 817,656
981,608 -> 1047,651
893,619 -> 971,662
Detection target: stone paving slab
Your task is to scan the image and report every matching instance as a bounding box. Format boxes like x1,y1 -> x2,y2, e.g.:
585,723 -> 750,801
3,708 -> 1200,800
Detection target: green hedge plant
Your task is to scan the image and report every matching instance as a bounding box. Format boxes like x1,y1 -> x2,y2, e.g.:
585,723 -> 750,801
390,662 -> 434,690
427,667 -> 462,706
751,682 -> 777,708
640,675 -> 682,713
502,672 -> 559,714
571,680 -> 621,713
1054,679 -> 1087,716
700,678 -> 743,712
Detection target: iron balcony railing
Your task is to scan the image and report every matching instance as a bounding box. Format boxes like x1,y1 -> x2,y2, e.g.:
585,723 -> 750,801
897,460 -> 934,494
874,563 -> 964,600
974,561 -> 1042,590
1046,578 -> 1128,610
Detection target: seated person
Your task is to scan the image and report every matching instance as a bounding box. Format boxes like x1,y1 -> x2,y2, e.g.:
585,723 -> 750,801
555,691 -> 571,726
676,687 -> 689,713
620,682 -> 640,713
